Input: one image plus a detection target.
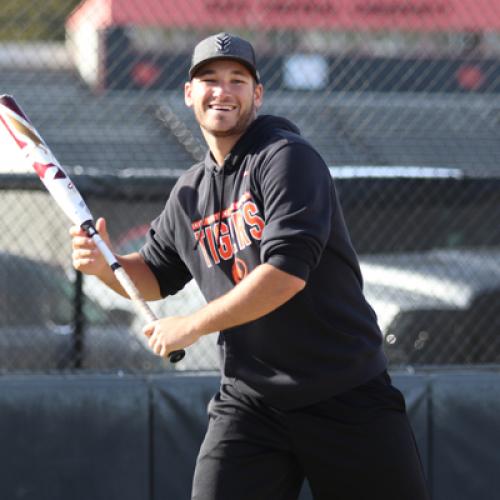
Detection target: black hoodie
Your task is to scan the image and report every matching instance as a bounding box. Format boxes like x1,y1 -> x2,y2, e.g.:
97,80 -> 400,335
140,115 -> 387,409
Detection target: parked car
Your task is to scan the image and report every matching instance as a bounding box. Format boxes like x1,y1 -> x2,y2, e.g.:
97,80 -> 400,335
0,251 -> 167,372
362,249 -> 500,365
83,226 -> 500,368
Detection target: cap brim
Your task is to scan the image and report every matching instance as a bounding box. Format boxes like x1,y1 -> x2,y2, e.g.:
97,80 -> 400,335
189,56 -> 259,82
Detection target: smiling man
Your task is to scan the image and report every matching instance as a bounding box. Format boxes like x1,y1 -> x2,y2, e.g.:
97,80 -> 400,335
185,34 -> 264,163
70,33 -> 429,500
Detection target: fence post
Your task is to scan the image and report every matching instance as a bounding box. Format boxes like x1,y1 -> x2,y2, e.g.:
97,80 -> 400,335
71,269 -> 85,369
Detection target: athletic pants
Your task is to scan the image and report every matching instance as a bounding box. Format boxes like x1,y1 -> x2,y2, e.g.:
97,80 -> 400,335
191,371 -> 430,500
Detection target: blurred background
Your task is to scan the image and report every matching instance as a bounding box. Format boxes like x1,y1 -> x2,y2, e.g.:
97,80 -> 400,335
0,0 -> 499,374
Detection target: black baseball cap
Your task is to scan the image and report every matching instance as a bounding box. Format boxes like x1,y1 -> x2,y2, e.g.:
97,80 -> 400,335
189,33 -> 260,82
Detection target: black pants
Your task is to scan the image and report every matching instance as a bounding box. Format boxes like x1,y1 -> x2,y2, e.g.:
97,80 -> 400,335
191,372 -> 430,500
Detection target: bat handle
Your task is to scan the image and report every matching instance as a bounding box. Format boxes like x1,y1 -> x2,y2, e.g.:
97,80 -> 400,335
82,221 -> 185,364
113,267 -> 186,364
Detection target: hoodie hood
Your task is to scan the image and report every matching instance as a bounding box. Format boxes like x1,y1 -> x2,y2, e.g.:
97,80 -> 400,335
196,115 -> 302,248
204,114 -> 301,174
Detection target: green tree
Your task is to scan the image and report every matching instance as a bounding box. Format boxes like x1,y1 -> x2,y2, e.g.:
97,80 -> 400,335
0,0 -> 81,41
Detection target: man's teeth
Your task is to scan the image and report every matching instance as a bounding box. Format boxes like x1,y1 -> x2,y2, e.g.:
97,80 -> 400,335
210,105 -> 234,110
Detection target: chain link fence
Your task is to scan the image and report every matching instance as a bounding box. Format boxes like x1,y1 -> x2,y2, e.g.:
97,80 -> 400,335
0,0 -> 499,373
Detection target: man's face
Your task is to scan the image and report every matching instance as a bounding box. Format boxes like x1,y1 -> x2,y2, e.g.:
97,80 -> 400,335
185,59 -> 263,139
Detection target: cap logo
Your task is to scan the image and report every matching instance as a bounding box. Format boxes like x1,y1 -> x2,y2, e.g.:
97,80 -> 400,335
215,34 -> 232,54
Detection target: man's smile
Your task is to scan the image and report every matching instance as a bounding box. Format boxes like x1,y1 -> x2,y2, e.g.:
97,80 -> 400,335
208,104 -> 237,111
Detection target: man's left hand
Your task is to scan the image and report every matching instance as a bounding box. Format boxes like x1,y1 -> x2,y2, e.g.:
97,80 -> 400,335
143,316 -> 200,358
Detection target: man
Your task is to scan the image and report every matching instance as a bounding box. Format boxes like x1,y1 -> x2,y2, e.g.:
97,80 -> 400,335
71,33 -> 429,500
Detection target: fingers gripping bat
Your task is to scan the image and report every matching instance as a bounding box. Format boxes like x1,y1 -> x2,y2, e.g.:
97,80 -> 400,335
0,94 -> 185,363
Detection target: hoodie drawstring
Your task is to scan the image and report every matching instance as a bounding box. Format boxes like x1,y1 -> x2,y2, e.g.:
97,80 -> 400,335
217,166 -> 226,247
193,170 -> 215,250
193,166 -> 226,250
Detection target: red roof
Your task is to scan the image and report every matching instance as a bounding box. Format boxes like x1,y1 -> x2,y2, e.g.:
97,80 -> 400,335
66,0 -> 500,32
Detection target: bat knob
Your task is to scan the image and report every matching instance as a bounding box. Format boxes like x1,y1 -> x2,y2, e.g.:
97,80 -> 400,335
169,349 -> 186,363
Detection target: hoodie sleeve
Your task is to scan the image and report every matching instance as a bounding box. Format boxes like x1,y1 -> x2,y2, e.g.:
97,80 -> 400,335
139,196 -> 192,298
258,141 -> 333,281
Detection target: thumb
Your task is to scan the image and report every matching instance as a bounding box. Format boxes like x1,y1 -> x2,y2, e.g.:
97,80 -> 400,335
95,217 -> 112,248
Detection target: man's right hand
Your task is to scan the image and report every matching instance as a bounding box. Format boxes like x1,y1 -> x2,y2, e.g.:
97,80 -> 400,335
70,217 -> 162,301
70,217 -> 113,280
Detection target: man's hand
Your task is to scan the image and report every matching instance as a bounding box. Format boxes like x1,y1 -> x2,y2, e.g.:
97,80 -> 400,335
70,217 -> 163,301
70,217 -> 113,280
142,263 -> 305,358
143,316 -> 201,358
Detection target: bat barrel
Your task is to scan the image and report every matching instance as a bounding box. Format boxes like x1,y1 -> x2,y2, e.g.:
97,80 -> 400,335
0,94 -> 30,121
0,94 -> 94,227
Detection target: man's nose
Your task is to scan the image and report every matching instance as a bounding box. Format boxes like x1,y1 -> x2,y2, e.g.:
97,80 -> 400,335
212,82 -> 230,97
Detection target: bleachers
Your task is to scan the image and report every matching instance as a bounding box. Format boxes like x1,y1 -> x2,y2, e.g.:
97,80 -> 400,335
327,93 -> 500,173
0,69 -> 194,172
2,67 -> 499,175
159,90 -> 500,174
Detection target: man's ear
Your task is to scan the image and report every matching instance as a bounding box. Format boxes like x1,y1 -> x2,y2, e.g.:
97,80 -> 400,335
254,83 -> 264,110
184,81 -> 193,107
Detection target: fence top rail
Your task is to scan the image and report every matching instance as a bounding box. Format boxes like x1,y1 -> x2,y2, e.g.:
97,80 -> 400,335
1,167 -> 499,203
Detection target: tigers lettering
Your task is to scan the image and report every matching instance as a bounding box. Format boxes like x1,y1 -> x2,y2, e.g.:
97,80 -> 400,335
192,191 -> 265,268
